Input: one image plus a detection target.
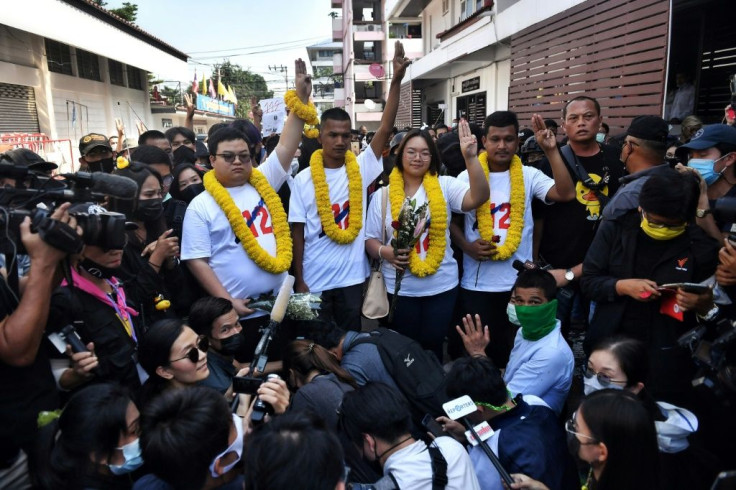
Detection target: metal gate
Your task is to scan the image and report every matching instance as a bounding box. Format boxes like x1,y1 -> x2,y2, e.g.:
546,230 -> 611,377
0,83 -> 40,134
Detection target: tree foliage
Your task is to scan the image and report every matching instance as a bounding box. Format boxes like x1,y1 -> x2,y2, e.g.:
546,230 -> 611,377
207,61 -> 274,119
93,0 -> 138,23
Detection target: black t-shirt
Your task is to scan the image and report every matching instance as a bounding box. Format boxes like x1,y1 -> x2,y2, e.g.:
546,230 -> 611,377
536,144 -> 625,267
709,183 -> 736,234
0,279 -> 59,458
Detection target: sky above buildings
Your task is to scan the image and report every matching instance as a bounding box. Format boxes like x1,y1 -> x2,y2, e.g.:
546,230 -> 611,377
111,0 -> 339,93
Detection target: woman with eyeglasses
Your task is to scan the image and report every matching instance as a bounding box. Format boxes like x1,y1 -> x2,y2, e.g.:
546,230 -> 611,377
509,389 -> 659,490
137,319 -> 210,408
108,162 -> 190,328
583,336 -> 719,490
47,203 -> 144,394
364,122 -> 489,359
36,383 -> 143,490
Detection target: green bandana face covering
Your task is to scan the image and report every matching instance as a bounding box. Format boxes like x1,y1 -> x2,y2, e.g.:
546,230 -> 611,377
515,299 -> 558,341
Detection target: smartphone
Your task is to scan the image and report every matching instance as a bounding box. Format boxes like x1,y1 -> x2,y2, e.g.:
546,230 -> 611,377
659,283 -> 711,294
232,376 -> 262,394
422,414 -> 444,438
351,141 -> 360,154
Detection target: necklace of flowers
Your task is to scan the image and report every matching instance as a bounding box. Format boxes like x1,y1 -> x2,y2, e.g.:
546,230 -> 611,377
203,170 -> 292,274
389,167 -> 447,277
284,89 -> 320,139
476,152 -> 526,261
310,149 -> 363,244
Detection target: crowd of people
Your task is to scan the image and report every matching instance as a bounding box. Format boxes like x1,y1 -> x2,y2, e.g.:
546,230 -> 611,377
1,39 -> 735,490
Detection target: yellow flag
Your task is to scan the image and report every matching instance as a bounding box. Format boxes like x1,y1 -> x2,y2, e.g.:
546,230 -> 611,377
229,85 -> 238,106
201,73 -> 207,95
217,78 -> 227,98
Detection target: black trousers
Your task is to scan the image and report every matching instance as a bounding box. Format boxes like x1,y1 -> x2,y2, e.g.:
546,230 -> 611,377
317,283 -> 364,331
457,288 -> 516,368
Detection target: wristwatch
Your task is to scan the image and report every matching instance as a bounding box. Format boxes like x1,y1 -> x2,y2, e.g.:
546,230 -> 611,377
696,208 -> 711,218
564,269 -> 575,282
698,304 -> 720,322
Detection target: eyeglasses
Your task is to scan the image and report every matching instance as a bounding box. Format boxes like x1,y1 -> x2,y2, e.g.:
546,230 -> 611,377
565,414 -> 598,445
582,364 -> 627,387
405,149 -> 432,161
215,152 -> 252,164
170,336 -> 209,364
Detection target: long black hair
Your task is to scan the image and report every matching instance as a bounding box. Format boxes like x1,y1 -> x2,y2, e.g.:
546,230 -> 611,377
35,384 -> 133,489
580,389 -> 659,490
110,161 -> 166,244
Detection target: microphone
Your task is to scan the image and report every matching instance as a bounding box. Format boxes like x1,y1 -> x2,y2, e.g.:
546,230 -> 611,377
0,162 -> 29,180
61,172 -> 138,199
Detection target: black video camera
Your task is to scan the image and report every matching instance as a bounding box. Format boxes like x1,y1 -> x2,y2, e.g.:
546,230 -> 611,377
678,317 -> 736,398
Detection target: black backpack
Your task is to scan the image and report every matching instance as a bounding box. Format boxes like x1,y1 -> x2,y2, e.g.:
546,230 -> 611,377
351,328 -> 449,423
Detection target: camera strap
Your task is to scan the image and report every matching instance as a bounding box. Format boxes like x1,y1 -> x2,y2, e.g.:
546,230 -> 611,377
427,443 -> 448,490
560,145 -> 611,211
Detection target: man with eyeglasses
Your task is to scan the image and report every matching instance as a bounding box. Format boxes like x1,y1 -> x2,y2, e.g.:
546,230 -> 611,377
181,59 -> 311,321
602,115 -> 672,220
533,96 -> 624,336
582,170 -> 719,406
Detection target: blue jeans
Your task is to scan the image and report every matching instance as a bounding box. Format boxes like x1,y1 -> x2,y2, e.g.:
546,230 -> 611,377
387,287 -> 458,361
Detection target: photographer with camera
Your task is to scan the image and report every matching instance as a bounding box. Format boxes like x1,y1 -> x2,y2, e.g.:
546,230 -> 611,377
0,202 -> 80,488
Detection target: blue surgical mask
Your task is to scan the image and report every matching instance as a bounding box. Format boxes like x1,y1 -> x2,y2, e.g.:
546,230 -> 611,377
595,133 -> 606,143
688,155 -> 727,185
108,438 -> 144,475
506,302 -> 521,326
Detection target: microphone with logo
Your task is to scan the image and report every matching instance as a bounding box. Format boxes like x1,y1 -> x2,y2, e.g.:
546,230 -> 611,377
442,395 -> 514,486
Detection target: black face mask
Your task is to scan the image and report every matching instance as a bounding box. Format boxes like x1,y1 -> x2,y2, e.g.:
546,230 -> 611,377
88,157 -> 115,173
180,183 -> 204,203
80,257 -> 119,279
173,145 -> 197,165
566,431 -> 581,459
218,332 -> 250,362
134,198 -> 164,222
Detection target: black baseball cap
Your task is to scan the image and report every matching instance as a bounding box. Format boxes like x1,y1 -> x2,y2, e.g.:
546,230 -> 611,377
79,133 -> 112,156
3,148 -> 58,172
626,116 -> 669,143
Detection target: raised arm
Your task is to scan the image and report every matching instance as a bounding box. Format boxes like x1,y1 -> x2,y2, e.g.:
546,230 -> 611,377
458,119 -> 490,211
369,41 -> 411,157
532,114 -> 575,202
275,58 -> 312,172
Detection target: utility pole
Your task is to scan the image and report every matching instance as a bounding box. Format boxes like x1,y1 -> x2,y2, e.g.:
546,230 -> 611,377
269,64 -> 289,91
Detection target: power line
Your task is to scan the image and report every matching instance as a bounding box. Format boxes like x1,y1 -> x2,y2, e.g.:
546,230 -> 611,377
186,36 -> 326,55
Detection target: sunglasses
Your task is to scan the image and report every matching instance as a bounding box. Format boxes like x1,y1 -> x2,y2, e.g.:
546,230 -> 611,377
582,364 -> 627,387
170,335 -> 209,364
215,152 -> 252,164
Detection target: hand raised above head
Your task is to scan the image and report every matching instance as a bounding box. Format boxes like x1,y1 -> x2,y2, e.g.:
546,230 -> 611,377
392,40 -> 411,81
531,114 -> 556,152
458,118 -> 478,159
294,58 -> 312,103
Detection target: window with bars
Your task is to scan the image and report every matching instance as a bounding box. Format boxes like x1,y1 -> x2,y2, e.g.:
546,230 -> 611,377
109,60 -> 125,86
45,39 -> 73,75
76,49 -> 100,81
127,66 -> 144,90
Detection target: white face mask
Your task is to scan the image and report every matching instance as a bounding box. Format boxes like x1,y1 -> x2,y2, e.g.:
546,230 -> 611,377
290,157 -> 300,176
583,375 -> 625,396
209,414 -> 244,478
506,302 -> 520,326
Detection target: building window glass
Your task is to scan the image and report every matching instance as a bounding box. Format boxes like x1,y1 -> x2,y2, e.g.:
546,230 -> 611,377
442,0 -> 449,14
318,50 -> 334,57
127,66 -> 144,90
76,49 -> 101,81
109,60 -> 125,86
45,39 -> 73,75
162,118 -> 173,128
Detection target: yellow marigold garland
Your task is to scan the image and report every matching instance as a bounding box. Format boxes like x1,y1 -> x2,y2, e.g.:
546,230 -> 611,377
203,170 -> 292,274
310,149 -> 363,244
389,168 -> 447,277
284,90 -> 320,139
476,153 -> 525,261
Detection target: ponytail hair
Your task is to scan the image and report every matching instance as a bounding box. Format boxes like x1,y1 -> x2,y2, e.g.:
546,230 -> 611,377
285,339 -> 357,388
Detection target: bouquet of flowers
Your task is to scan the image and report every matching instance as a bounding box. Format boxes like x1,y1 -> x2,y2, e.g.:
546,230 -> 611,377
389,198 -> 429,321
249,292 -> 322,320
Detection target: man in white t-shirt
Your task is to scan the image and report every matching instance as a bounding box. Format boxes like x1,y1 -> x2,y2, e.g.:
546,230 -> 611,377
181,59 -> 312,317
289,41 -> 411,330
450,111 -> 575,368
339,382 -> 480,490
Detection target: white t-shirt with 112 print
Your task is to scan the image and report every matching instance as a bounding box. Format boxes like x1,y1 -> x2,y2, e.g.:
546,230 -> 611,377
365,176 -> 469,297
457,165 -> 553,293
181,152 -> 289,300
288,146 -> 382,293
